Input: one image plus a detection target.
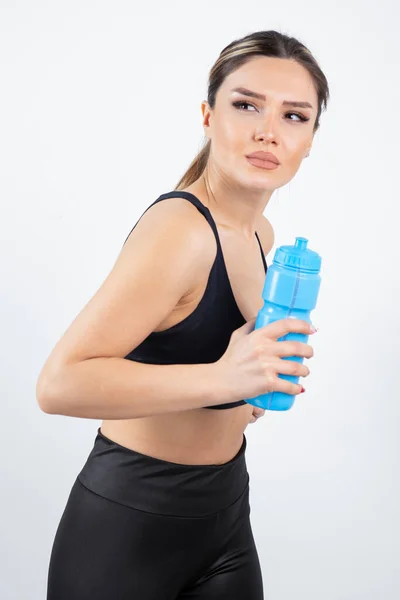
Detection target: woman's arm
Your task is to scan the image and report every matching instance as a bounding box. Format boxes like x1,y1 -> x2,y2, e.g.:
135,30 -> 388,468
36,198 -> 235,419
37,357 -> 232,419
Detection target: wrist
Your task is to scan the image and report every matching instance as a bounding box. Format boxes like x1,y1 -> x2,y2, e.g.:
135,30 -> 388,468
206,359 -> 237,407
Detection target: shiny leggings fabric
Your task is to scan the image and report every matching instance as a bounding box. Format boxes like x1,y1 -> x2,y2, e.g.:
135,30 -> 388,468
46,428 -> 264,599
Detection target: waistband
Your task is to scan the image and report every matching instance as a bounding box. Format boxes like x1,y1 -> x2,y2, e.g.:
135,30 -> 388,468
77,427 -> 249,518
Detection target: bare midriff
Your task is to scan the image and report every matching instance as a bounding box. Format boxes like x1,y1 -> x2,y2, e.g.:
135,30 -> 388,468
100,404 -> 254,465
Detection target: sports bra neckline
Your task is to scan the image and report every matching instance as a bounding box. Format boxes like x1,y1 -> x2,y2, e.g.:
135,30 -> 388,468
157,190 -> 268,324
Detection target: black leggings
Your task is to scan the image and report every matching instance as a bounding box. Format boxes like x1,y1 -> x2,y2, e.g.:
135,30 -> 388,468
46,428 -> 263,599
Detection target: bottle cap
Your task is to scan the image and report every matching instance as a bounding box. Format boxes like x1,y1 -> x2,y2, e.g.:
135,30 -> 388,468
273,237 -> 321,273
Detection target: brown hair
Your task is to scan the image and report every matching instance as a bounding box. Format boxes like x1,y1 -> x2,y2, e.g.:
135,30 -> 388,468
175,30 -> 330,190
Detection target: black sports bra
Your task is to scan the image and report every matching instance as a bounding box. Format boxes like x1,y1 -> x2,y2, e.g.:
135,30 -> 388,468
123,191 -> 268,409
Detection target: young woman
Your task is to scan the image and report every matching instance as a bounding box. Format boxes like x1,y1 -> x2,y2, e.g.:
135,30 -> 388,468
38,29 -> 329,600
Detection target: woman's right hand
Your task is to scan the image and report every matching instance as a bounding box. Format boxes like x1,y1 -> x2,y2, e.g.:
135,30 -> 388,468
217,317 -> 316,403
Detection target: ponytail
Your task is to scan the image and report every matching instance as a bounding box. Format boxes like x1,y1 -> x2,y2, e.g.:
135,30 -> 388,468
174,139 -> 211,190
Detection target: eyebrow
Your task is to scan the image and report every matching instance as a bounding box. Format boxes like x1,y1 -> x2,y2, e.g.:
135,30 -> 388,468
231,87 -> 314,109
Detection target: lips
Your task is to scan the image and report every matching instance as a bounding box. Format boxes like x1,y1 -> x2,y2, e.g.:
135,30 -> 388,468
246,151 -> 280,165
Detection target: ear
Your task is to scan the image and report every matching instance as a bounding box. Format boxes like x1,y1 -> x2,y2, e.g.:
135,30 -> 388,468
201,101 -> 212,138
305,143 -> 313,158
305,130 -> 316,157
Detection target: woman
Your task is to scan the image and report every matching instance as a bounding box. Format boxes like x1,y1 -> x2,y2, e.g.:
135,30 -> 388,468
37,30 -> 329,600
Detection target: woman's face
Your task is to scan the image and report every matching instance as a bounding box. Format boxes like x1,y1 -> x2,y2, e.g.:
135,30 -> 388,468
202,56 -> 319,191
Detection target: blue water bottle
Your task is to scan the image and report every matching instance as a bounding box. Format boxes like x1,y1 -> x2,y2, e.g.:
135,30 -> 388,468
245,237 -> 322,411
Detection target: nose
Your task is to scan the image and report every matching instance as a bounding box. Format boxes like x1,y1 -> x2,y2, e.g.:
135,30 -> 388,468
255,128 -> 277,144
254,113 -> 279,145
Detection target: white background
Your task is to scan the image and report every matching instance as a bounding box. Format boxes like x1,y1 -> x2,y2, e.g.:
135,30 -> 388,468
1,1 -> 399,598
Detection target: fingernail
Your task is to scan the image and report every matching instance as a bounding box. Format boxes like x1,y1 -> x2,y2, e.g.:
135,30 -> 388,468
300,386 -> 306,393
310,324 -> 318,334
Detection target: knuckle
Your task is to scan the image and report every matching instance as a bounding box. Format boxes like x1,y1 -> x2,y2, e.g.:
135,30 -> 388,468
290,362 -> 303,376
286,342 -> 302,356
292,342 -> 303,355
264,369 -> 276,390
253,344 -> 264,358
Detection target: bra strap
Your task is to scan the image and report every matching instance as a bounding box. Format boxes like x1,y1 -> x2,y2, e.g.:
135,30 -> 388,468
255,231 -> 268,273
124,191 -> 267,274
156,191 -> 223,253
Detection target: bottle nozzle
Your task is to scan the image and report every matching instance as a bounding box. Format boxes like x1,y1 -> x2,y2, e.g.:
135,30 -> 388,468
295,237 -> 308,251
272,236 -> 320,273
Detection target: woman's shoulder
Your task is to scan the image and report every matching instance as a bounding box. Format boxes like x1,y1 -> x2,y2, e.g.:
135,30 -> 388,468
139,193 -> 217,259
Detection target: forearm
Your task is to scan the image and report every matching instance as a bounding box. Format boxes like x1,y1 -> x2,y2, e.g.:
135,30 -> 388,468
37,357 -> 234,419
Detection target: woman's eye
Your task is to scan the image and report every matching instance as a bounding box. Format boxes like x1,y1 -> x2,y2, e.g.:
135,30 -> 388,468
232,101 -> 257,112
286,112 -> 309,123
232,102 -> 310,123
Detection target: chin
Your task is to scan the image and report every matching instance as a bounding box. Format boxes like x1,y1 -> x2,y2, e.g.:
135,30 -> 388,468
243,173 -> 282,192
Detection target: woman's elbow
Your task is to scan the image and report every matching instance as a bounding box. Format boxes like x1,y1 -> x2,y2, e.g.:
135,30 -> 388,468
36,373 -> 59,414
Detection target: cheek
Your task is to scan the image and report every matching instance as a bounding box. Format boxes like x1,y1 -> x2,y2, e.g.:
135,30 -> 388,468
278,155 -> 304,186
215,121 -> 240,155
213,115 -> 246,155
283,137 -> 310,170
287,152 -> 305,172
287,130 -> 312,158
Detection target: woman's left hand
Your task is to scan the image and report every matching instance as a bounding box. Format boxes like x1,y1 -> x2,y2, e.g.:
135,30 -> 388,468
249,406 -> 265,424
